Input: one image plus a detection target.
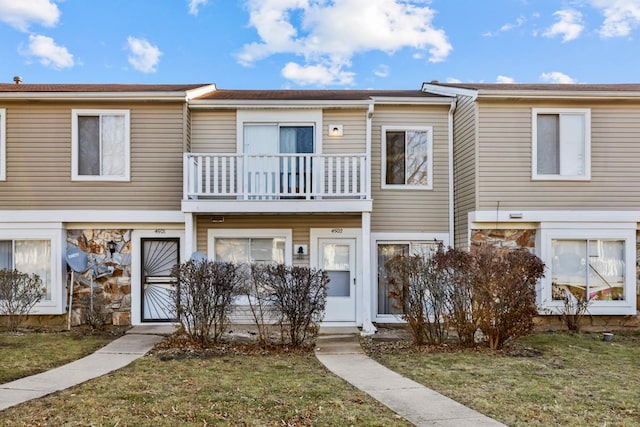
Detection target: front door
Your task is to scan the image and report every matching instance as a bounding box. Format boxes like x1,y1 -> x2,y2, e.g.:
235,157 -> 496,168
320,238 -> 356,322
141,238 -> 180,322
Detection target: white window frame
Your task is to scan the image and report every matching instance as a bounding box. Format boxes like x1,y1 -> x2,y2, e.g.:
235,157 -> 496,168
537,225 -> 636,315
71,109 -> 131,182
381,126 -> 433,190
0,225 -> 65,315
371,232 -> 449,322
532,108 -> 591,181
0,108 -> 5,181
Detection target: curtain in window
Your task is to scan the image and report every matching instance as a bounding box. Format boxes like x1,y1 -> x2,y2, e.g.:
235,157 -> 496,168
559,114 -> 585,176
14,240 -> 51,300
101,115 -> 125,176
214,238 -> 285,265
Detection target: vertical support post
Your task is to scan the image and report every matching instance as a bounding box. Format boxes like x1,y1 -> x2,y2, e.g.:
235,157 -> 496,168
360,211 -> 376,335
184,212 -> 195,260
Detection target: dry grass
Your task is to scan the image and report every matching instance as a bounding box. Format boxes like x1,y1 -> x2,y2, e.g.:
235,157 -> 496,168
365,331 -> 640,427
0,349 -> 411,427
0,328 -> 120,383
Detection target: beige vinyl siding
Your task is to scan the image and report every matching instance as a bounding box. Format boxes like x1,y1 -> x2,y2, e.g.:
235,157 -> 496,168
370,105 -> 450,233
452,95 -> 477,248
196,213 -> 361,266
477,101 -> 640,210
322,109 -> 366,153
190,110 -> 236,153
0,102 -> 185,210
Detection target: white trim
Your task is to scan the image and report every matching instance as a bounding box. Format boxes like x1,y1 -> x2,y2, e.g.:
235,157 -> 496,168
182,200 -> 373,213
184,84 -> 217,101
0,108 -> 5,181
0,226 -> 65,315
448,99 -> 456,243
370,232 -> 450,323
470,210 -> 640,224
0,210 -> 185,223
236,110 -> 323,155
537,225 -> 636,315
190,100 -> 372,109
531,108 -> 591,181
310,228 -> 362,326
381,125 -> 434,190
207,228 -> 293,265
71,109 -> 131,182
421,83 -> 478,99
130,229 -> 186,326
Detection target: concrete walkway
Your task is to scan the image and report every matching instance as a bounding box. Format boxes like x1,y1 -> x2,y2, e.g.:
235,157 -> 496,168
315,333 -> 507,427
0,325 -> 175,411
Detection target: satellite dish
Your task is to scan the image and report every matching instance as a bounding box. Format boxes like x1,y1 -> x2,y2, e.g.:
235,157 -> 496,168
65,247 -> 88,273
191,251 -> 207,262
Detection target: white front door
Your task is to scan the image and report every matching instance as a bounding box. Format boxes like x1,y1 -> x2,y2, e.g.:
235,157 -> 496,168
320,238 -> 356,322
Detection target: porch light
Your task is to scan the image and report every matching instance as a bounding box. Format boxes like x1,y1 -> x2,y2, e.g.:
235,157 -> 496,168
328,124 -> 343,137
107,240 -> 117,256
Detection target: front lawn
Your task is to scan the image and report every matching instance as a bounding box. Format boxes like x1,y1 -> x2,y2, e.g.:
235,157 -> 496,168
0,350 -> 411,426
365,331 -> 640,427
0,329 -> 120,383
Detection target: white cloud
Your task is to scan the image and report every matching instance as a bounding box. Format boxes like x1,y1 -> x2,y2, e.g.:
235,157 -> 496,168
238,0 -> 452,86
0,0 -> 59,32
496,75 -> 516,83
127,37 -> 162,73
24,34 -> 74,69
540,71 -> 576,83
543,9 -> 584,42
445,77 -> 462,83
484,16 -> 526,37
374,64 -> 389,78
591,0 -> 640,37
281,62 -> 355,86
188,0 -> 208,16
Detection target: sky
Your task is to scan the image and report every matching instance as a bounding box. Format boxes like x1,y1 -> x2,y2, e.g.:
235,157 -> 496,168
1,0 -> 639,89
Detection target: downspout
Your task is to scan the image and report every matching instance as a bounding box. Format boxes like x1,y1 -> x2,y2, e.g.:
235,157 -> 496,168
361,101 -> 377,335
448,98 -> 457,247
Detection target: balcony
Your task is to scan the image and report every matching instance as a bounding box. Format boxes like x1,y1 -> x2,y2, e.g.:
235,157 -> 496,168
182,153 -> 372,213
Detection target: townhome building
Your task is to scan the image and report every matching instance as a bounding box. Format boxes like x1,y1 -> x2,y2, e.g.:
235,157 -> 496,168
0,84 -> 454,332
423,82 -> 640,320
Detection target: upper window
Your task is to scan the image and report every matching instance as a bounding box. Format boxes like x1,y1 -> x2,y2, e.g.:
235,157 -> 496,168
0,108 -> 5,181
72,109 -> 130,181
382,126 -> 433,189
532,108 -> 591,180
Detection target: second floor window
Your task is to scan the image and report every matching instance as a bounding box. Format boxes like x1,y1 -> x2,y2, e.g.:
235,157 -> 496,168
533,108 -> 591,180
72,109 -> 130,181
382,126 -> 433,189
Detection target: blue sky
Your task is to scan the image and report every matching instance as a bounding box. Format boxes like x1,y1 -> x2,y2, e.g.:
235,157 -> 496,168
1,0 -> 639,89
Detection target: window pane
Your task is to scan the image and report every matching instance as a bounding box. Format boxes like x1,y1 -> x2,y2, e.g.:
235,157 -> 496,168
280,126 -> 313,153
537,114 -> 559,175
588,240 -> 624,300
14,240 -> 51,301
405,131 -> 429,185
78,116 -> 100,176
327,271 -> 350,297
251,238 -> 285,264
101,115 -> 125,177
386,131 -> 406,184
559,114 -> 585,176
323,244 -> 349,270
215,238 -> 250,263
244,125 -> 278,154
0,240 -> 12,269
552,240 -> 586,301
411,241 -> 439,257
377,243 -> 409,314
215,237 -> 284,264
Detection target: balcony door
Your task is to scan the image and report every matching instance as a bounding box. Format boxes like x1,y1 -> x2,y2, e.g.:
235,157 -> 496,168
243,125 -> 313,198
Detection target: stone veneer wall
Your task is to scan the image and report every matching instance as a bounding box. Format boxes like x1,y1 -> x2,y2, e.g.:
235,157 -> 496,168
470,228 -> 536,250
66,229 -> 132,326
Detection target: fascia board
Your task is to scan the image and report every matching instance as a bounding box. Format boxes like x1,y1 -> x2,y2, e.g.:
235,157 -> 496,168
188,100 -> 372,109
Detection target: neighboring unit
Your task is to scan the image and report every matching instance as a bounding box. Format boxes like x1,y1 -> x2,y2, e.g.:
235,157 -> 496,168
423,82 -> 640,318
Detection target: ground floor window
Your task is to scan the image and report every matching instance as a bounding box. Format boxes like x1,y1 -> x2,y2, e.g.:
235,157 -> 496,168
0,239 -> 52,300
552,239 -> 625,302
377,241 -> 439,315
214,237 -> 285,264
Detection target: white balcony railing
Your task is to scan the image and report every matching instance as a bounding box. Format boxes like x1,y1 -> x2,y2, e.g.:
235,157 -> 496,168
184,153 -> 368,200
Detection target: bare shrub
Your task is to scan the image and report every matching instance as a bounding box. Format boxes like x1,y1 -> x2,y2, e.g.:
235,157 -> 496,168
0,269 -> 45,332
385,252 -> 450,345
560,291 -> 593,332
78,292 -> 110,330
171,259 -> 242,345
244,264 -> 277,346
263,264 -> 328,347
471,245 -> 545,350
